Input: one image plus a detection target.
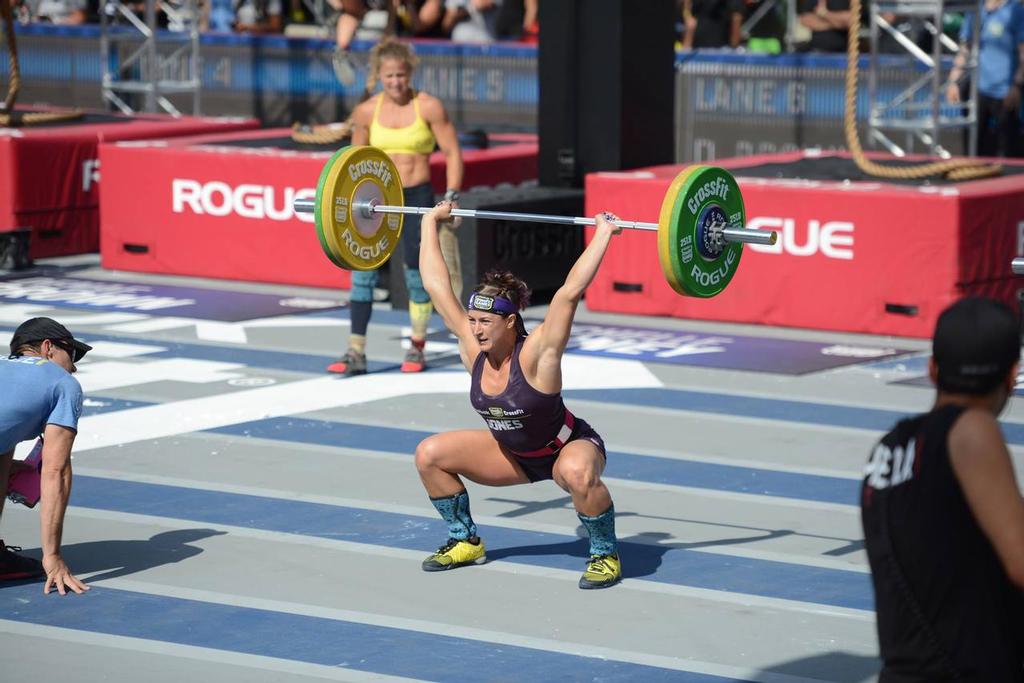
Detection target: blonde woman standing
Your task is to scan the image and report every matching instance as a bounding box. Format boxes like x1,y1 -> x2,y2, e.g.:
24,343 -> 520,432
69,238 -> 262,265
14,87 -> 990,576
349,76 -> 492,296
328,38 -> 464,376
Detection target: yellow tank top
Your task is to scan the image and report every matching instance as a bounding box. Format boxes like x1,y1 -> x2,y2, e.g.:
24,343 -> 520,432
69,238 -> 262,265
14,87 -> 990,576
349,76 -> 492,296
369,93 -> 437,156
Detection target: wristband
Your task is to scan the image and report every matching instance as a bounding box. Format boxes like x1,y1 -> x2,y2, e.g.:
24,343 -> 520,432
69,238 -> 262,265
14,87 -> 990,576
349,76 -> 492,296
443,189 -> 460,202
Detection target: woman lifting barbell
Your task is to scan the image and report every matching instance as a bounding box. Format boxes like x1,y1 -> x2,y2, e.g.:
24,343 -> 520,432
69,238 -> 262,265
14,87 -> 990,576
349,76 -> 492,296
328,37 -> 464,377
413,201 -> 623,590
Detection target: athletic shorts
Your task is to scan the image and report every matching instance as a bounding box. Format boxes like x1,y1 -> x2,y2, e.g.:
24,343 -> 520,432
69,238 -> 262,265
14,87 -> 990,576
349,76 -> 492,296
511,417 -> 606,483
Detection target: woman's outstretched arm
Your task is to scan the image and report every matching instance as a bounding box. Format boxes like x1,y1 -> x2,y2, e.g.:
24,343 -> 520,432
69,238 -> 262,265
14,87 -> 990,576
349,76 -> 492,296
420,202 -> 478,370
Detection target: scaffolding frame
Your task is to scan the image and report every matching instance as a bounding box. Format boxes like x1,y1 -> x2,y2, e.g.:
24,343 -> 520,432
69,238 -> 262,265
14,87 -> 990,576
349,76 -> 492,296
100,0 -> 202,116
867,0 -> 980,157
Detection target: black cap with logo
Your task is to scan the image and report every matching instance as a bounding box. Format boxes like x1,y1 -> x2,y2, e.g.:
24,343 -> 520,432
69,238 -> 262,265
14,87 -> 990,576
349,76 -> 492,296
9,317 -> 93,362
933,297 -> 1021,395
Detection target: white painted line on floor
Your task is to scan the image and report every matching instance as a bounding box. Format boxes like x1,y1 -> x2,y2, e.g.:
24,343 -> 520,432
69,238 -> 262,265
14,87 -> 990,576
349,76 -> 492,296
605,478 -> 859,513
0,303 -> 145,327
74,468 -> 865,573
600,443 -> 864,481
569,399 -> 882,437
76,359 -> 247,393
91,577 -> 863,683
0,621 -> 428,683
82,340 -> 168,358
66,497 -> 873,622
67,355 -> 662,454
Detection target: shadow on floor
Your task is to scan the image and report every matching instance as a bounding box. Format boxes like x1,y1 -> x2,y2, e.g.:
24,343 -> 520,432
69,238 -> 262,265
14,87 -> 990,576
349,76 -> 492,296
757,650 -> 880,683
20,528 -> 227,584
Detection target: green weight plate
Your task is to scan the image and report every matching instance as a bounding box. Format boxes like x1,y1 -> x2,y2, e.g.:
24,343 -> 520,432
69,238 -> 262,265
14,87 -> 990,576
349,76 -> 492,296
657,166 -> 745,298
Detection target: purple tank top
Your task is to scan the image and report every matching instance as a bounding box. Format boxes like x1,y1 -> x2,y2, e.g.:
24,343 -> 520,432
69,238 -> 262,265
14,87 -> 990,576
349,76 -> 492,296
470,336 -> 568,455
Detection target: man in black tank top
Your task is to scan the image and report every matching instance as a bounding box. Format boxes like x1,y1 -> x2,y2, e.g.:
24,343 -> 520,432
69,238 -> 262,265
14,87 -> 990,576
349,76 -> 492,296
862,297 -> 1024,681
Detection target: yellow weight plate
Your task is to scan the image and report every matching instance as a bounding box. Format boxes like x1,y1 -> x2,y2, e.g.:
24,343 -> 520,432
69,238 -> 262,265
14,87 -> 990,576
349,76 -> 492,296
315,145 -> 405,271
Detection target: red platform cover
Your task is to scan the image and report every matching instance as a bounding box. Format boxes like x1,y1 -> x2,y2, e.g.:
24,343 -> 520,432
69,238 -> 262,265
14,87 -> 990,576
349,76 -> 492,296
99,129 -> 539,289
0,109 -> 260,258
583,151 -> 1024,338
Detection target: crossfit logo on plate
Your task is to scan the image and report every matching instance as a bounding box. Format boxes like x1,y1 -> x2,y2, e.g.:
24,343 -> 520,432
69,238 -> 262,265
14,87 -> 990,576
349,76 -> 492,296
348,159 -> 394,187
745,217 -> 854,260
171,179 -> 315,223
687,177 -> 730,215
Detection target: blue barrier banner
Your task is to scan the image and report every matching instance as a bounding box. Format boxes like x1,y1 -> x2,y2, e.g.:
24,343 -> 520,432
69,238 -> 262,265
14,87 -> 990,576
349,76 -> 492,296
1,25 -> 961,151
4,25 -> 540,130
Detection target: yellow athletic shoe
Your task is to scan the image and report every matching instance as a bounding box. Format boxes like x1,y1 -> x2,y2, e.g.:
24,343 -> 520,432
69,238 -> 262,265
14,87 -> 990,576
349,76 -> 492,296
578,553 -> 622,589
421,536 -> 486,572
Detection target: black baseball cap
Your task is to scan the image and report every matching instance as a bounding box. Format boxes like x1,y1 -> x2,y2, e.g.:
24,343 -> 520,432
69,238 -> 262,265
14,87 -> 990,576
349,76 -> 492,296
9,317 -> 93,362
933,297 -> 1021,395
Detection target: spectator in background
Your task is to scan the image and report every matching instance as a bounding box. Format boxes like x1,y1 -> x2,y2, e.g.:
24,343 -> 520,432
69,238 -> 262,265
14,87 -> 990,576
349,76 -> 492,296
739,0 -> 785,53
206,0 -> 235,30
394,0 -> 445,38
521,0 -> 537,42
328,37 -> 464,377
493,0 -> 536,42
680,0 -> 741,49
798,0 -> 855,52
946,0 -> 1024,158
162,0 -> 206,31
443,0 -> 502,43
328,0 -> 393,85
680,0 -> 743,50
10,0 -> 35,24
30,0 -> 87,24
234,0 -> 282,32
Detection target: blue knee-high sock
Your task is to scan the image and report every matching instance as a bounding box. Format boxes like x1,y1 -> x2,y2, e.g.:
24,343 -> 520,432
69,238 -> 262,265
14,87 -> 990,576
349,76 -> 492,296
578,504 -> 617,557
430,490 -> 477,541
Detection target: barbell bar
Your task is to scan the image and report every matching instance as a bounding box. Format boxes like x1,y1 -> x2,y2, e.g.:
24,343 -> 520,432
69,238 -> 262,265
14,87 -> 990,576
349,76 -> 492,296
1013,258 -> 1024,275
298,145 -> 779,298
293,198 -> 778,248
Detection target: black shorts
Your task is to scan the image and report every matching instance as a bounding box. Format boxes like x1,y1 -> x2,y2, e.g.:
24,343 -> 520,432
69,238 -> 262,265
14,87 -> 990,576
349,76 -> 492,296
511,417 -> 607,483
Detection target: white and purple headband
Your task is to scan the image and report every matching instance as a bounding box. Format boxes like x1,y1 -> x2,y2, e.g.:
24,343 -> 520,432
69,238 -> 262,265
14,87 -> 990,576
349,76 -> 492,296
467,292 -> 518,316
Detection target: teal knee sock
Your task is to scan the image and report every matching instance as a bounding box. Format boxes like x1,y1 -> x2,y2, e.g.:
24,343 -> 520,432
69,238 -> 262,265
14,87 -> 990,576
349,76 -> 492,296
430,490 -> 478,541
578,504 -> 617,556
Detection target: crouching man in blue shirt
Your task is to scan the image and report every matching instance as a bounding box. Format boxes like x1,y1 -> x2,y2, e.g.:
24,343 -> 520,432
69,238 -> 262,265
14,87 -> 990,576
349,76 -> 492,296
0,317 -> 92,595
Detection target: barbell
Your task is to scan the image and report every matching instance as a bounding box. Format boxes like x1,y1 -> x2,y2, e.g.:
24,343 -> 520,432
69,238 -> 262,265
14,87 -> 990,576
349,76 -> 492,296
1013,258 -> 1024,275
294,145 -> 778,298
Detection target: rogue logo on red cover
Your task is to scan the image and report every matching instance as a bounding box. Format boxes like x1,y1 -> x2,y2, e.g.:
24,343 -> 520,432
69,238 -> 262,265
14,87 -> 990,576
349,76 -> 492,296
745,217 -> 854,260
171,179 -> 316,222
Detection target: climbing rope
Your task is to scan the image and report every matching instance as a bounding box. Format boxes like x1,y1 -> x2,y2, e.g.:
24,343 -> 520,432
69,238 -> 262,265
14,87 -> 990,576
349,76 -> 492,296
844,0 -> 1000,180
0,1 -> 83,127
290,120 -> 353,145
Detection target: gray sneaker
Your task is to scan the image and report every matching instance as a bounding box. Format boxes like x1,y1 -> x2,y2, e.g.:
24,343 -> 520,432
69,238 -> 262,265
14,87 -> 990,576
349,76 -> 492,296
332,48 -> 356,86
326,349 -> 367,376
401,345 -> 426,373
